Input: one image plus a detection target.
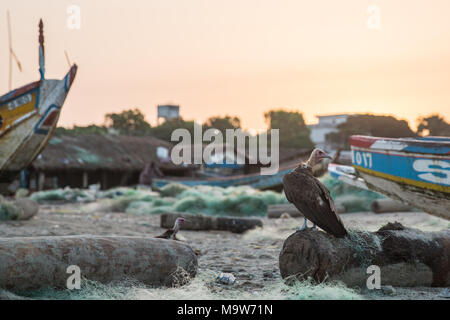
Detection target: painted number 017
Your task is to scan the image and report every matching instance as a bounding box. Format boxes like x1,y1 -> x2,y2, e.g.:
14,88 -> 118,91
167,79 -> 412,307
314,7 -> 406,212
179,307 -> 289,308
355,152 -> 372,168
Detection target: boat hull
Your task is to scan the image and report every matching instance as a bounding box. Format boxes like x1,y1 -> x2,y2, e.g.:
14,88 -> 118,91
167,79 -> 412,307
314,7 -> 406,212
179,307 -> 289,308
350,135 -> 450,220
0,65 -> 77,183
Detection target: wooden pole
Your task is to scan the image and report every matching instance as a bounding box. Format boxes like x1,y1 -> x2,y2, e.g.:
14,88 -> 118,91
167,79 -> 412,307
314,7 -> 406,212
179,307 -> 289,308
7,11 -> 12,91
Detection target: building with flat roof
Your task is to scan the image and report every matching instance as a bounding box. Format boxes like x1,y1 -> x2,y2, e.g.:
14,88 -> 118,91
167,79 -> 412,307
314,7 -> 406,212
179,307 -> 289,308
307,114 -> 349,151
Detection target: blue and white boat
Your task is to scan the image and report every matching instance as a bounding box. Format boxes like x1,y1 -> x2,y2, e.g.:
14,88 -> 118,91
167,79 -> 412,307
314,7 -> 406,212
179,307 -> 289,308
347,135 -> 450,220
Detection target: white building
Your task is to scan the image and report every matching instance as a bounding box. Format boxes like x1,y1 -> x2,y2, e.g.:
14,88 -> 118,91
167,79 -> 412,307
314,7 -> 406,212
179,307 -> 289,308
308,114 -> 349,151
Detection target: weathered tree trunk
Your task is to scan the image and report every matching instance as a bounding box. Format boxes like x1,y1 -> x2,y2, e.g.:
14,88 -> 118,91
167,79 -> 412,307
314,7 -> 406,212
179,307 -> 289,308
0,236 -> 198,291
161,212 -> 263,233
279,222 -> 450,287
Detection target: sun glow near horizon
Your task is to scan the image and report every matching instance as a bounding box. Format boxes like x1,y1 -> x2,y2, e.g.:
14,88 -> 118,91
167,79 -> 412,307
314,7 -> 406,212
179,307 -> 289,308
1,0 -> 449,132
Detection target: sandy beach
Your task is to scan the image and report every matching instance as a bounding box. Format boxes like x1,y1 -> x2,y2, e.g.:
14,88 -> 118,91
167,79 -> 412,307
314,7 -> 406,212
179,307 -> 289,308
0,201 -> 448,300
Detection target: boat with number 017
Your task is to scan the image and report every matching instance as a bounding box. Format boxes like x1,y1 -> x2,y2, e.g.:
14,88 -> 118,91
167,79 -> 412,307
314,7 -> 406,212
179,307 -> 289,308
0,19 -> 77,186
349,135 -> 450,220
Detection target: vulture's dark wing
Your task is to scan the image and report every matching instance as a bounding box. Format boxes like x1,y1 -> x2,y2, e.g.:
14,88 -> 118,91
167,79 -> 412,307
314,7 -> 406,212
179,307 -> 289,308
283,168 -> 347,238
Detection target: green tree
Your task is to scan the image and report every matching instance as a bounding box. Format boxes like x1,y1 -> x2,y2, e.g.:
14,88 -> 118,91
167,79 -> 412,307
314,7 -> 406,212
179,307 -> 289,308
104,108 -> 151,136
54,125 -> 108,136
149,118 -> 196,142
417,114 -> 450,136
326,114 -> 416,148
204,115 -> 241,134
264,109 -> 313,148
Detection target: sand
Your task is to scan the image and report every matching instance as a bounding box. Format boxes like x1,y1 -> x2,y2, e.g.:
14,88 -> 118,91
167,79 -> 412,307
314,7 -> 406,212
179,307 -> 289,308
0,202 -> 448,300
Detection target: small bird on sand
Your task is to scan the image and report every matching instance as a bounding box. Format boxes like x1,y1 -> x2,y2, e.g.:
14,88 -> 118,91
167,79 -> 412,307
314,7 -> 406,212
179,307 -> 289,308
155,217 -> 188,240
283,148 -> 348,238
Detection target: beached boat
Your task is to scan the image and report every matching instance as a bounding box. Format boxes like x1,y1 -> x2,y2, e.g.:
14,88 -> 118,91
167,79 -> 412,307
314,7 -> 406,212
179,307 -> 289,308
348,135 -> 450,220
0,20 -> 77,185
328,162 -> 370,191
153,164 -> 297,190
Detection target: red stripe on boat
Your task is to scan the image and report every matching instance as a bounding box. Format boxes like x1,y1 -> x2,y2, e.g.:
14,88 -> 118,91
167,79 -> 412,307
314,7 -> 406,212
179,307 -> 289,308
41,110 -> 59,126
349,135 -> 378,148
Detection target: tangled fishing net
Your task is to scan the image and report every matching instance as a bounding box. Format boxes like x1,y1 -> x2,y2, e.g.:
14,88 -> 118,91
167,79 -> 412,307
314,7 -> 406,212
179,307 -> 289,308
126,184 -> 287,217
0,198 -> 21,220
30,187 -> 95,203
320,173 -> 384,212
13,269 -> 361,300
29,171 -> 382,216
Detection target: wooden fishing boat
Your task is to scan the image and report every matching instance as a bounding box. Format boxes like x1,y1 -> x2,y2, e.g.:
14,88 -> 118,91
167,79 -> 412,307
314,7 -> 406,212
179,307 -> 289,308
0,20 -> 77,185
152,164 -> 298,190
328,162 -> 370,191
348,135 -> 450,220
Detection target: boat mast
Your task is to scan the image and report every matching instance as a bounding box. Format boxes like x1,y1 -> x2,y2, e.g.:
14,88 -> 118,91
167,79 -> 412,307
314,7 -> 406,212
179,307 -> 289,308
7,11 -> 22,91
38,19 -> 45,80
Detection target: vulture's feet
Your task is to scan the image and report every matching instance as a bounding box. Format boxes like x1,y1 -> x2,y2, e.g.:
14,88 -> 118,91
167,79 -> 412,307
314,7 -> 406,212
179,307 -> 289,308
297,219 -> 317,232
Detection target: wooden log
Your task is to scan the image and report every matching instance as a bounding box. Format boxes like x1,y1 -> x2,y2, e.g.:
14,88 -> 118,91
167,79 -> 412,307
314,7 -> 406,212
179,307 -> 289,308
371,198 -> 414,213
161,212 -> 263,233
0,236 -> 198,291
267,203 -> 346,219
279,222 -> 450,287
267,204 -> 303,218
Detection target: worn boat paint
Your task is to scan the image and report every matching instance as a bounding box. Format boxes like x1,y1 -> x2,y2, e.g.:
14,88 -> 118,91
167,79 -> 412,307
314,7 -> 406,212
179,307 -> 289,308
0,20 -> 77,184
349,135 -> 450,220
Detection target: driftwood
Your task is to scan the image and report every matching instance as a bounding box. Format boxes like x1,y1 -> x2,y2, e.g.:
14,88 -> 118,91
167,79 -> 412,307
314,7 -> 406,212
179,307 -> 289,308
371,198 -> 414,214
0,236 -> 198,291
161,212 -> 263,233
279,222 -> 450,287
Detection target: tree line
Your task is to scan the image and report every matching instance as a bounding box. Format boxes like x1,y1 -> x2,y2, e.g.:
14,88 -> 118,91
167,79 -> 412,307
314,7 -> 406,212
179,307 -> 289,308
55,108 -> 449,149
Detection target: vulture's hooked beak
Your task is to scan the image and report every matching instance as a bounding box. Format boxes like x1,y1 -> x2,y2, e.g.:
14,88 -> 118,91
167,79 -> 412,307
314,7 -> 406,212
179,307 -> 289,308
319,154 -> 333,161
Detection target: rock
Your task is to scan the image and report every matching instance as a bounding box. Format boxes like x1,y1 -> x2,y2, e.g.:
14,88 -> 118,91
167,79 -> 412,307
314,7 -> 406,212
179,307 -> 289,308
161,212 -> 263,234
14,198 -> 39,220
0,236 -> 198,291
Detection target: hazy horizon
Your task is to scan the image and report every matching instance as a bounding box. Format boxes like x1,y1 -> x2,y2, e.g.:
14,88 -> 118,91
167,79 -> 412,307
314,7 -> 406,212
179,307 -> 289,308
1,0 -> 450,132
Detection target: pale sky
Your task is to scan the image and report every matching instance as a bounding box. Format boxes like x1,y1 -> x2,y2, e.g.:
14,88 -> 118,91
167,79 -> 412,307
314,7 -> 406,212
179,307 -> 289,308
1,0 -> 450,131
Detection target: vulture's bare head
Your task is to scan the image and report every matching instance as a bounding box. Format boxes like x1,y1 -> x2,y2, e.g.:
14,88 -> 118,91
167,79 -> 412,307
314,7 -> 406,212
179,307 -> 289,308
173,217 -> 189,231
306,148 -> 332,167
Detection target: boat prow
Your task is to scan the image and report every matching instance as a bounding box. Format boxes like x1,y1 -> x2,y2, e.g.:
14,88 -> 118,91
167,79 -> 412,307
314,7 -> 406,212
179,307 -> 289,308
349,135 -> 450,220
0,20 -> 78,186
